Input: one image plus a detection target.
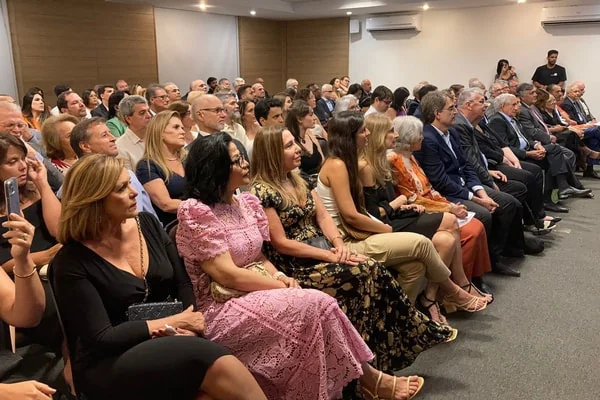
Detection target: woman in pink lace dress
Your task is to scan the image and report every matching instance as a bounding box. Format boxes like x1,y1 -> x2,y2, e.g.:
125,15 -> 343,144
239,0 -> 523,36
176,133 -> 425,400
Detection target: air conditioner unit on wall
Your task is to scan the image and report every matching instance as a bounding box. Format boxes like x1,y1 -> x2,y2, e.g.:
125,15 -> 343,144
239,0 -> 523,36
365,14 -> 422,32
541,5 -> 600,26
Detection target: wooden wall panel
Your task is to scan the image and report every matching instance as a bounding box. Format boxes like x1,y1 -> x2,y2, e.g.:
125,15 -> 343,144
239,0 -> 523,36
7,0 -> 158,105
238,17 -> 286,95
286,18 -> 349,89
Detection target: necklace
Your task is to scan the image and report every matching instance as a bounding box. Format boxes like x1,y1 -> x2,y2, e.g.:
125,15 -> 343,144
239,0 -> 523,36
166,157 -> 178,161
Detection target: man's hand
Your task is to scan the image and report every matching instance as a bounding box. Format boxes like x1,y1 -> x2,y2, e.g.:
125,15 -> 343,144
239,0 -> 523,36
489,170 -> 507,182
526,150 -> 545,160
550,135 -> 557,143
474,191 -> 498,213
0,381 -> 56,400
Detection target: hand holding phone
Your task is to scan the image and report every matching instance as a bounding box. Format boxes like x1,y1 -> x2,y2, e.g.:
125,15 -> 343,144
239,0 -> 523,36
4,177 -> 20,217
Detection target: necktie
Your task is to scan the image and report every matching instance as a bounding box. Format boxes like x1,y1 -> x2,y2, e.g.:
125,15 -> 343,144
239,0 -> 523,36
576,100 -> 589,122
531,107 -> 551,136
511,119 -> 529,150
573,100 -> 585,122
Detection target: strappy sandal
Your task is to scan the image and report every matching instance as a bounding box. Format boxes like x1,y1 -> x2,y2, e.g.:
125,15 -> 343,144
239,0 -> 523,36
460,282 -> 494,304
418,293 -> 448,326
443,288 -> 487,314
361,371 -> 425,400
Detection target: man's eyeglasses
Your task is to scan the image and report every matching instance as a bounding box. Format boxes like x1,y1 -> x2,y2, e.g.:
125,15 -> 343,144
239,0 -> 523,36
198,107 -> 226,114
153,95 -> 169,101
1,122 -> 26,130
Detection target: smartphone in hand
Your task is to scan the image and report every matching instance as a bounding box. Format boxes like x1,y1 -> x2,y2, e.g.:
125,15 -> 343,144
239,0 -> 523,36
4,177 -> 20,217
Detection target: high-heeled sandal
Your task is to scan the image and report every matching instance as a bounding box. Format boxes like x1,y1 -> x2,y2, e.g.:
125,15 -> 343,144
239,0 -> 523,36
443,288 -> 487,314
460,282 -> 493,304
418,293 -> 448,326
361,371 -> 425,400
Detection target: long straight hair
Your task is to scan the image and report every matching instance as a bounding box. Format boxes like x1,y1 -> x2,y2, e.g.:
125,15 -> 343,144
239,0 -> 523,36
363,113 -> 393,188
251,125 -> 307,208
141,110 -> 185,183
327,110 -> 365,212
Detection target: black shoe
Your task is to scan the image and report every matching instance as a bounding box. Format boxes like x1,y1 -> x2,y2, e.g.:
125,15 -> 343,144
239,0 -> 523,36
524,236 -> 544,255
558,186 -> 592,199
583,169 -> 600,179
544,202 -> 569,213
545,216 -> 562,223
471,277 -> 494,296
492,263 -> 521,277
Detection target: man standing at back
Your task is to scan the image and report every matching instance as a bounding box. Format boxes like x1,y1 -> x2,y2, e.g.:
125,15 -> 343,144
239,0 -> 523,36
532,50 -> 567,89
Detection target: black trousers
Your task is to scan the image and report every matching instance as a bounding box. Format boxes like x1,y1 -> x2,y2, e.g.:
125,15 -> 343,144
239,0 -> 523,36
462,186 -> 524,265
495,161 -> 545,223
527,143 -> 583,191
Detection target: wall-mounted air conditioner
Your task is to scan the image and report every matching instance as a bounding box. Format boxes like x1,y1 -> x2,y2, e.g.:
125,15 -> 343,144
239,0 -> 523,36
365,14 -> 422,32
541,5 -> 600,26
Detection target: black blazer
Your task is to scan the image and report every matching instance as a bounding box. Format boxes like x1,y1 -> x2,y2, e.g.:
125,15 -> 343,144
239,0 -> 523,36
487,113 -> 535,160
407,100 -> 420,116
314,98 -> 334,126
413,124 -> 483,202
454,113 -> 494,187
517,104 -> 551,144
91,104 -> 109,119
561,97 -> 587,124
475,123 -> 505,165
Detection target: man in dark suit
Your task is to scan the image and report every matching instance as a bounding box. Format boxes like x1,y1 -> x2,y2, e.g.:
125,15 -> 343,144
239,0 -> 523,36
455,88 -> 557,233
315,84 -> 335,126
91,85 -> 113,119
515,85 -> 591,198
415,90 -> 539,277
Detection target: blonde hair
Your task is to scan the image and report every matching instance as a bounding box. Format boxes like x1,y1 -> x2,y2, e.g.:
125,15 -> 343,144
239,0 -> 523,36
251,125 -> 307,208
58,154 -> 124,243
41,114 -> 79,159
363,113 -> 393,187
141,110 -> 185,183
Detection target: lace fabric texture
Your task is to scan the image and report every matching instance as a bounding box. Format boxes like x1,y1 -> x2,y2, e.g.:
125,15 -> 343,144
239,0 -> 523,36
177,193 -> 373,399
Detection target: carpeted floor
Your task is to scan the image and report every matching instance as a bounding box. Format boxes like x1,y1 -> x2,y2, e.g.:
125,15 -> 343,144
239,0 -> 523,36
399,173 -> 600,400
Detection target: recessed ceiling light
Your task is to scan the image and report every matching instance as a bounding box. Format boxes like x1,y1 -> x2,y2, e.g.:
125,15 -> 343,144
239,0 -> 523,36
346,11 -> 353,15
198,3 -> 207,11
422,3 -> 430,11
250,10 -> 256,16
517,0 -> 526,3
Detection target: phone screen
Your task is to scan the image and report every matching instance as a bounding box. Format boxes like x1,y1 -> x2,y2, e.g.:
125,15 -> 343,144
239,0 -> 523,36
4,177 -> 20,217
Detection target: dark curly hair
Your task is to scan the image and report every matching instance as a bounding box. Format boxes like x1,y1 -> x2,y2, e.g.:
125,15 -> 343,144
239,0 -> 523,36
183,132 -> 234,205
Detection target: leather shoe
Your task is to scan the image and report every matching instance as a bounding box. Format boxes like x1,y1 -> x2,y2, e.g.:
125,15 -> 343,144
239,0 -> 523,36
583,169 -> 600,179
544,202 -> 569,213
524,236 -> 544,255
492,263 -> 521,277
558,186 -> 592,199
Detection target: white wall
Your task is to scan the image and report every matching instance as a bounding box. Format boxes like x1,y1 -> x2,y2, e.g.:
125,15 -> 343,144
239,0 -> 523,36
0,0 -> 17,98
349,3 -> 600,111
154,7 -> 239,93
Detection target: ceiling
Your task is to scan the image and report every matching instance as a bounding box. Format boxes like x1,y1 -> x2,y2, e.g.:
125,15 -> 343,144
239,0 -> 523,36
108,0 -> 597,20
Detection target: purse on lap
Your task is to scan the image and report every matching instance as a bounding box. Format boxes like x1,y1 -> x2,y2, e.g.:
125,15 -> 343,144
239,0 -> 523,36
127,217 -> 183,321
210,262 -> 271,303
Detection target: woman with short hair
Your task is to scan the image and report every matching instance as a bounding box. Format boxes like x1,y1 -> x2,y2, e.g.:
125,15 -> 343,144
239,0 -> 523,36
168,100 -> 198,146
81,89 -> 99,118
41,114 -> 79,174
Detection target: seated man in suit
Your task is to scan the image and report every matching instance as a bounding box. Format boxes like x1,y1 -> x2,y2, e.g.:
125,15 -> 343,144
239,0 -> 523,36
412,85 -> 438,120
314,84 -> 336,127
488,94 -> 590,202
455,88 -> 558,234
91,85 -> 113,118
561,83 -> 600,165
415,90 -> 540,277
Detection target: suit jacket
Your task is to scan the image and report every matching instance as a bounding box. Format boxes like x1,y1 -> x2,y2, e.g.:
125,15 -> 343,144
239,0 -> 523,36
91,104 -> 109,119
475,123 -> 505,165
454,113 -> 494,187
580,98 -> 594,121
315,98 -> 334,125
487,113 -> 535,160
517,104 -> 551,144
413,124 -> 483,201
407,99 -> 420,116
561,96 -> 587,124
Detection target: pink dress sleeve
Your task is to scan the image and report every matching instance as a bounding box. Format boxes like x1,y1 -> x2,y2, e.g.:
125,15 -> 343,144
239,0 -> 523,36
238,192 -> 270,242
176,199 -> 228,263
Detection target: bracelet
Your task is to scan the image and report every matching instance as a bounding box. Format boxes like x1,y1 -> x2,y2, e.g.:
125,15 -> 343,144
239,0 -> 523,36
273,271 -> 287,280
13,266 -> 36,279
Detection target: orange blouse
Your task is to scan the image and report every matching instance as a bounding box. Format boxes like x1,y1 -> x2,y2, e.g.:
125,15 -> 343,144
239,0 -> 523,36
23,115 -> 40,131
389,152 -> 452,213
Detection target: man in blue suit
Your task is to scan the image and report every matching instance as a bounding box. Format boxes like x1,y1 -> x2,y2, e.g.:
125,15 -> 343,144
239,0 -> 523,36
414,91 -> 542,277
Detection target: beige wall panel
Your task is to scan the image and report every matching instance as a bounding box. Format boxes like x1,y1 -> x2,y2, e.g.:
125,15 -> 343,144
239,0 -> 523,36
7,0 -> 158,104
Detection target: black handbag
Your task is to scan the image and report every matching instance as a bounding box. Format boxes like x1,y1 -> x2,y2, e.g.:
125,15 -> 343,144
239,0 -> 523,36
127,217 -> 183,321
295,236 -> 333,265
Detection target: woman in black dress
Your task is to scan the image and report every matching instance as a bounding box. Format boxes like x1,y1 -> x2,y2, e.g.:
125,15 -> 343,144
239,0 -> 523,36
250,125 -> 455,374
285,100 -> 326,189
52,154 -> 266,400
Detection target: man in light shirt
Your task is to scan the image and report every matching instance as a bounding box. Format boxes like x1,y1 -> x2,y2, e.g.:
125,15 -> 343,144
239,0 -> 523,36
364,85 -> 393,116
116,95 -> 152,170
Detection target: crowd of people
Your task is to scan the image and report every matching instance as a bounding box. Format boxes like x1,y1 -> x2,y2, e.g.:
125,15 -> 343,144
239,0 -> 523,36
0,47 -> 596,400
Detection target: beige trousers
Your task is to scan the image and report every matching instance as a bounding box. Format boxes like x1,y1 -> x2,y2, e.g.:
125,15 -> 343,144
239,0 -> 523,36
345,232 -> 451,303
